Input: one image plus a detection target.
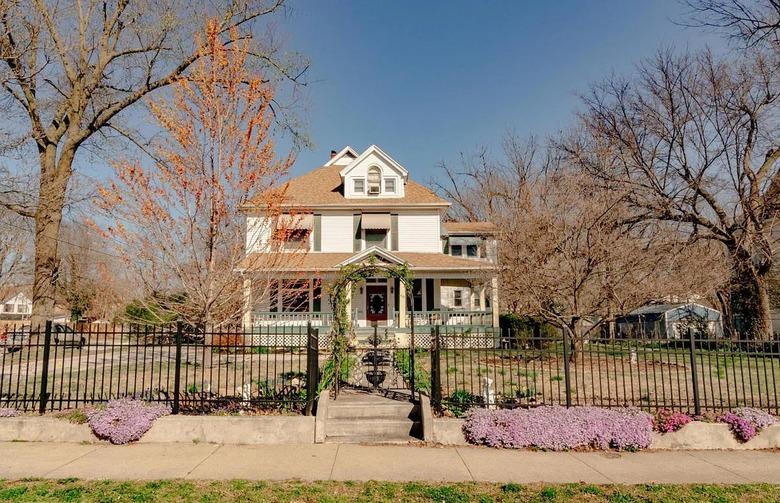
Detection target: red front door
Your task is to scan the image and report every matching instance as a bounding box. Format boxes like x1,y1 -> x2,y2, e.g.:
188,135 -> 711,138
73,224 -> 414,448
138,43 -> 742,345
366,285 -> 388,322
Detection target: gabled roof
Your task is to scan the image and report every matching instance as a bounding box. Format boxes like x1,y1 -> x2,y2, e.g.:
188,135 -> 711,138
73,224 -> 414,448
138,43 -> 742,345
338,144 -> 409,179
246,164 -> 449,209
627,302 -> 720,316
323,146 -> 359,167
337,246 -> 404,267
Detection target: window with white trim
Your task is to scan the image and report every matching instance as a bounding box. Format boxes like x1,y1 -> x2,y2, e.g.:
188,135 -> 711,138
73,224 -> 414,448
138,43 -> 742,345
384,178 -> 396,193
453,290 -> 463,308
353,178 -> 365,194
367,167 -> 381,194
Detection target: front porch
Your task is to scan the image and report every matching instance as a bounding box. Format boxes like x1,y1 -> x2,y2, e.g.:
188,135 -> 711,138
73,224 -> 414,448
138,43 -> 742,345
245,274 -> 498,329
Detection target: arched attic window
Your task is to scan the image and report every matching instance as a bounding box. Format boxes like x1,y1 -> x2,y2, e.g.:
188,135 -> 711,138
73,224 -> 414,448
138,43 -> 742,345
367,166 -> 381,194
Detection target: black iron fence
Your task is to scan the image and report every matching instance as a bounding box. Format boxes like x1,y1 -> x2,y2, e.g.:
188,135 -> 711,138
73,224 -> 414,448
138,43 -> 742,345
427,327 -> 779,416
2,321 -> 778,417
0,321 -> 320,414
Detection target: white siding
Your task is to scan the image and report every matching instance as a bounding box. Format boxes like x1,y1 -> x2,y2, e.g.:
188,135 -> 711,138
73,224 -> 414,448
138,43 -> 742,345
245,216 -> 272,253
342,150 -> 405,198
321,212 -> 354,252
397,212 -> 441,252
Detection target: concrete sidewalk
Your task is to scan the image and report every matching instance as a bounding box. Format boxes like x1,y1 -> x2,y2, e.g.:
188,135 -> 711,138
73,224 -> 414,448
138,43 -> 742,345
0,442 -> 778,484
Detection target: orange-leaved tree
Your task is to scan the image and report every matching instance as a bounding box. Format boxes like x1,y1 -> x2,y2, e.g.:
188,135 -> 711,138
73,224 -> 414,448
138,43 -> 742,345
96,20 -> 296,327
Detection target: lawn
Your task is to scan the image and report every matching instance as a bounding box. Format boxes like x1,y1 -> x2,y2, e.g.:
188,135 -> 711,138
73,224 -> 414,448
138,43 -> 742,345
0,480 -> 778,502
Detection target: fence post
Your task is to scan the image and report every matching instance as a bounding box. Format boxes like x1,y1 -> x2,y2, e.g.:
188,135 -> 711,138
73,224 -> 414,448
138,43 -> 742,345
38,320 -> 52,415
305,322 -> 319,416
430,326 -> 442,408
688,327 -> 701,416
561,330 -> 572,408
172,321 -> 183,415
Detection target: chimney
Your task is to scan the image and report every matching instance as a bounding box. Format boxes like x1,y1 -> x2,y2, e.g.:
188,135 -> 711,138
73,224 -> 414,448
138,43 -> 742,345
330,149 -> 338,159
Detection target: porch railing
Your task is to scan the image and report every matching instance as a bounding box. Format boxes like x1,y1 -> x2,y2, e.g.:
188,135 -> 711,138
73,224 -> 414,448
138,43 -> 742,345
253,311 -> 334,327
398,310 -> 493,327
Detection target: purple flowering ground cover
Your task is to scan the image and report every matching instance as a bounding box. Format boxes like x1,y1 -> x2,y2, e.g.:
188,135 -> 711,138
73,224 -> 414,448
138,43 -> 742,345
464,406 -> 653,451
0,408 -> 17,417
87,398 -> 170,444
718,407 -> 777,442
653,409 -> 693,433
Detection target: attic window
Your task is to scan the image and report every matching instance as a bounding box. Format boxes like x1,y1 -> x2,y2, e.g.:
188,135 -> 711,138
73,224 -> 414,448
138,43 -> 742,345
368,167 -> 381,194
384,178 -> 396,193
353,178 -> 365,194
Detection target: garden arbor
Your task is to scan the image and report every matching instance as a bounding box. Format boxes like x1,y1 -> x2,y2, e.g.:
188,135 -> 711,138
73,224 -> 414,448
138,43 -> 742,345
327,255 -> 416,398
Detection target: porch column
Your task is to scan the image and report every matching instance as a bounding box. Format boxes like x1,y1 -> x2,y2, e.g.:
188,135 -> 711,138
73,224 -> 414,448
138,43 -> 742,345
433,278 -> 441,309
491,276 -> 499,327
398,280 -> 407,328
242,278 -> 252,329
479,284 -> 486,311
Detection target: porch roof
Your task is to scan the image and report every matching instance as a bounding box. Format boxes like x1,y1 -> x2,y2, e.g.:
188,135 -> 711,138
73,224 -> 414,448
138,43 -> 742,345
237,250 -> 496,273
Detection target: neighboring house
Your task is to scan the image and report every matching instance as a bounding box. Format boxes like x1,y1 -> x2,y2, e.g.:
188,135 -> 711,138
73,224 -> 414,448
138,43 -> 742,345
0,291 -> 32,320
238,145 -> 499,329
615,302 -> 723,339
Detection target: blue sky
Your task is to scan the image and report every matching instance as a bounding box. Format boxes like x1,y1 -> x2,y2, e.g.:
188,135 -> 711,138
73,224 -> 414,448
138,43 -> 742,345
278,0 -> 725,182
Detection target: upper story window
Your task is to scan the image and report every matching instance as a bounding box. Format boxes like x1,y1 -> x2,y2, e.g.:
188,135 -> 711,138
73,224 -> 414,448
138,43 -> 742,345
274,228 -> 310,251
466,244 -> 478,257
367,167 -> 381,195
451,244 -> 463,256
384,178 -> 396,193
353,178 -> 365,194
3,303 -> 12,313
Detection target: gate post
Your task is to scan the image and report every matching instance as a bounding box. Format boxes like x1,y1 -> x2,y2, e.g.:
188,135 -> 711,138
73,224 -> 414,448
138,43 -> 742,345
305,322 -> 319,416
688,327 -> 701,416
172,322 -> 183,415
38,320 -> 52,414
562,330 -> 572,408
430,326 -> 442,408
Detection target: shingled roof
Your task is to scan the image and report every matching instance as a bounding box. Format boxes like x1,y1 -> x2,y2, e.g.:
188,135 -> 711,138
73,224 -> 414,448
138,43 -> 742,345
247,164 -> 450,209
443,222 -> 498,235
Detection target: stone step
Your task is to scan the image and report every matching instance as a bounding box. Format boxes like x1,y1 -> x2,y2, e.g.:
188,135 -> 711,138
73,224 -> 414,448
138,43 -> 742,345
328,402 -> 417,419
325,418 -> 421,438
323,434 -> 424,444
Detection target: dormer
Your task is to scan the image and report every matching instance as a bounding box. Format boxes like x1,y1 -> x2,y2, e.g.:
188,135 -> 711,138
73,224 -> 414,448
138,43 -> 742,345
338,145 -> 408,199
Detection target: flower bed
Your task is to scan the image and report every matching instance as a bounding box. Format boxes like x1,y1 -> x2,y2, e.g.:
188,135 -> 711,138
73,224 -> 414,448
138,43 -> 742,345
463,406 -> 653,451
717,408 -> 777,442
87,398 -> 171,444
653,409 -> 693,433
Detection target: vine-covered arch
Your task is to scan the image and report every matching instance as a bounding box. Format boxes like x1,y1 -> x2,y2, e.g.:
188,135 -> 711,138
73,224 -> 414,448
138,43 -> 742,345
325,254 -> 416,398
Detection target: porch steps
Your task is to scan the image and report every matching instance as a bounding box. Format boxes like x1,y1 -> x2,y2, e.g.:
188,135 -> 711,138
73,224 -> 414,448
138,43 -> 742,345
324,391 -> 422,443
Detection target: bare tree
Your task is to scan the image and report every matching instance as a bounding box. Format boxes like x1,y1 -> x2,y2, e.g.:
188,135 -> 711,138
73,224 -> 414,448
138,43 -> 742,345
684,0 -> 780,47
0,0 -> 308,324
568,49 -> 780,339
0,207 -> 31,294
438,135 -> 726,359
95,21 -> 302,327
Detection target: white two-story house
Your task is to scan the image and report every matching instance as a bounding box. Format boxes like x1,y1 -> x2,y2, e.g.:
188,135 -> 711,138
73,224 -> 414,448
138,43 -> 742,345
238,145 -> 498,329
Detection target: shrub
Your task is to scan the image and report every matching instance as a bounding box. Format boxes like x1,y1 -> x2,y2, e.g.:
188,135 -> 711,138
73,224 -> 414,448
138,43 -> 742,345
718,408 -> 777,442
445,390 -> 480,418
394,350 -> 431,392
0,408 -> 17,417
653,409 -> 693,433
87,398 -> 170,444
463,406 -> 653,451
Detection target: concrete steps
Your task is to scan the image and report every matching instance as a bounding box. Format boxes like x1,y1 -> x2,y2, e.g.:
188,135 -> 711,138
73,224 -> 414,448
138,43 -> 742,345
324,391 -> 422,444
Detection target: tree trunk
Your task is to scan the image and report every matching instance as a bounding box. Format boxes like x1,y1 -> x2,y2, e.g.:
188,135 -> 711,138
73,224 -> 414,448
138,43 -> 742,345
30,147 -> 72,328
565,318 -> 584,363
730,260 -> 773,340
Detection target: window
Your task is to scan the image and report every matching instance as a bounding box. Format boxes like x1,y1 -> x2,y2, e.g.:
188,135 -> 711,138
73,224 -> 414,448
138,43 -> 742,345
274,228 -> 310,251
384,178 -> 396,193
453,290 -> 463,308
353,178 -> 365,194
367,167 -> 381,194
466,244 -> 478,257
3,303 -> 12,313
408,279 -> 423,312
364,229 -> 387,248
281,280 -> 309,312
16,304 -> 28,314
451,245 -> 463,256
